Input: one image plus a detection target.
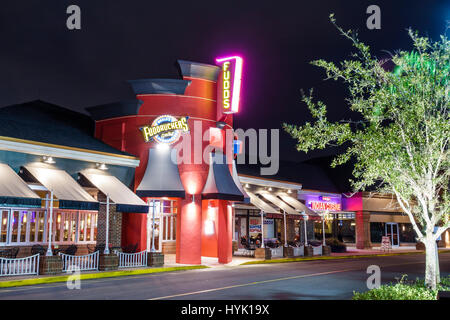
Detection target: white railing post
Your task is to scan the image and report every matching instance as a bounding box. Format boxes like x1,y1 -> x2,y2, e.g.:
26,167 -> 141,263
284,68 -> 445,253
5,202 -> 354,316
104,195 -> 110,254
283,209 -> 287,247
260,210 -> 265,248
46,191 -> 54,256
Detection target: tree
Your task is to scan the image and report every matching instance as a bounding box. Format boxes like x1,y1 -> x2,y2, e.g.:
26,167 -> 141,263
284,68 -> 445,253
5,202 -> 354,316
284,14 -> 449,290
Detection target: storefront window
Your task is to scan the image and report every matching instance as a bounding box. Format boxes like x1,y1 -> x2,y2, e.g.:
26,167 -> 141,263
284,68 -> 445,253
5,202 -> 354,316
399,223 -> 416,243
0,208 -> 97,245
1,210 -> 9,243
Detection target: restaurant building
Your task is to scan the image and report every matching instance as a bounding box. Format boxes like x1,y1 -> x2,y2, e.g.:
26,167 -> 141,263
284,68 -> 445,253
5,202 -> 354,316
0,58 -> 448,268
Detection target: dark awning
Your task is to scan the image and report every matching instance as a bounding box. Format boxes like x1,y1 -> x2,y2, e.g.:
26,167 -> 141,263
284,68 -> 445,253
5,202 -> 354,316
0,163 -> 41,207
79,170 -> 149,213
20,166 -> 99,210
136,148 -> 186,198
232,160 -> 250,204
201,152 -> 244,201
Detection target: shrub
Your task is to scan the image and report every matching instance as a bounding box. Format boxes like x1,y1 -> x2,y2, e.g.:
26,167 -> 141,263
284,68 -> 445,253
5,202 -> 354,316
353,275 -> 450,300
326,237 -> 347,252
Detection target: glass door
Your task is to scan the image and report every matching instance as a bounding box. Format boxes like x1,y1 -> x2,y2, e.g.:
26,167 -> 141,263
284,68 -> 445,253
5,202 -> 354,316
385,223 -> 400,247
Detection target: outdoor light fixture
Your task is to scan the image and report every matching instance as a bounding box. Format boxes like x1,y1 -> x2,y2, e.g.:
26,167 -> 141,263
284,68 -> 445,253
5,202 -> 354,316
96,163 -> 108,170
42,156 -> 55,164
245,184 -> 249,188
287,189 -> 292,194
268,187 -> 273,191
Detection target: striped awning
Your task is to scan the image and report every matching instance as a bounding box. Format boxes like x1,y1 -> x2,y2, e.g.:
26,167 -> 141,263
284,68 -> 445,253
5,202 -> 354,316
257,191 -> 306,218
79,170 -> 149,213
20,166 -> 99,210
0,163 -> 41,207
278,193 -> 321,220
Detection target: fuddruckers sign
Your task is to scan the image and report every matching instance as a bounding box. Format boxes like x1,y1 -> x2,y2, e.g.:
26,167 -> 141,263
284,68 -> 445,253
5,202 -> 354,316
140,115 -> 189,144
216,56 -> 243,114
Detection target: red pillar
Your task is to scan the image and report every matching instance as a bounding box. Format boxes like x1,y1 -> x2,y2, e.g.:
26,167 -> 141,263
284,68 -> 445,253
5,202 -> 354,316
217,200 -> 232,264
176,196 -> 202,264
355,211 -> 371,249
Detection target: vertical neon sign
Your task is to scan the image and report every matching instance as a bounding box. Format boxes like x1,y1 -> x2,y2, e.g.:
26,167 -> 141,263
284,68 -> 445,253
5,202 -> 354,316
216,56 -> 243,114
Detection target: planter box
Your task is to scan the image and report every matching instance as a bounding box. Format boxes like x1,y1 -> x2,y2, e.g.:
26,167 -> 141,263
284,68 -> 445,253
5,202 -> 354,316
330,245 -> 347,253
304,246 -> 313,257
312,245 -> 323,256
147,252 -> 164,267
99,253 -> 118,271
39,255 -> 63,275
416,242 -> 425,250
255,248 -> 271,260
283,246 -> 294,258
322,246 -> 331,256
270,247 -> 283,258
292,246 -> 304,257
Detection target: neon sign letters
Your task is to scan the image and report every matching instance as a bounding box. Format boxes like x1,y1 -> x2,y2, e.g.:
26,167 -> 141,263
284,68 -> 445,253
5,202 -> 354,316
310,202 -> 341,211
140,115 -> 189,144
216,56 -> 243,114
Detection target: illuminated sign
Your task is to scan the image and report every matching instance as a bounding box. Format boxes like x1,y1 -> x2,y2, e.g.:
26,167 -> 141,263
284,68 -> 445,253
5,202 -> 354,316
140,115 -> 189,144
216,56 -> 243,114
320,196 -> 331,201
310,202 -> 341,211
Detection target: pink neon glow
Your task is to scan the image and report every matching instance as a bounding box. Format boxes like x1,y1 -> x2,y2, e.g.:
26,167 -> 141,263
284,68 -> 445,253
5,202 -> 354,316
216,56 -> 243,113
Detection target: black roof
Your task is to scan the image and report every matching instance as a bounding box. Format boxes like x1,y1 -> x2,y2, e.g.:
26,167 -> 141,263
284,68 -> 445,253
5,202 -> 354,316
0,100 -> 133,157
236,159 -> 340,193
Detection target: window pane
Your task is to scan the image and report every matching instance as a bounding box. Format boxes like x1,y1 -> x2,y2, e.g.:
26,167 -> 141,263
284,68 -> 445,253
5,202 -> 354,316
1,211 -> 8,243
63,213 -> 70,241
93,214 -> 97,241
86,213 -> 91,241
29,211 -> 37,242
55,213 -> 62,242
38,212 -> 45,242
79,213 -> 85,241
11,211 -> 19,242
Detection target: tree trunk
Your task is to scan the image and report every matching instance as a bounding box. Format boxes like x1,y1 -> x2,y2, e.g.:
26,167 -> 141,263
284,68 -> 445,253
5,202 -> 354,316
424,237 -> 438,290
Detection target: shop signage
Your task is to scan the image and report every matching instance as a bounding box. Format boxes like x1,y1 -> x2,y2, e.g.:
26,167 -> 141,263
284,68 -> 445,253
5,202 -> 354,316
216,56 -> 243,114
140,115 -> 189,144
310,201 -> 341,211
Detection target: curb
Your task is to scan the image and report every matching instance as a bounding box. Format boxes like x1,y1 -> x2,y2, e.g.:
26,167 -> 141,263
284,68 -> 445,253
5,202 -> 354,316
0,265 -> 209,288
240,249 -> 450,265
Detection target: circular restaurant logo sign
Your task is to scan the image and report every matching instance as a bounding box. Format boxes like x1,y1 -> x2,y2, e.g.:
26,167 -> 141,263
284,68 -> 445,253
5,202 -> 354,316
140,115 -> 189,144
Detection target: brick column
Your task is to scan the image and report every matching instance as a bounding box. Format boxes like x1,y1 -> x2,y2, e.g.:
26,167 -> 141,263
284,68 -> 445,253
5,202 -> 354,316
355,211 -> 371,249
97,193 -> 122,248
286,219 -> 295,243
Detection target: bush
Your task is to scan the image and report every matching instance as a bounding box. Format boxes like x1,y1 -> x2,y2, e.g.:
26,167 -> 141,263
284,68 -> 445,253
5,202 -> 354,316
353,275 -> 450,300
326,238 -> 347,252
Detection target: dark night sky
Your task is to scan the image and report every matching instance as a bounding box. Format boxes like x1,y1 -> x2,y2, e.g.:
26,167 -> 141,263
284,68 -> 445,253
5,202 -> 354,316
0,0 -> 448,162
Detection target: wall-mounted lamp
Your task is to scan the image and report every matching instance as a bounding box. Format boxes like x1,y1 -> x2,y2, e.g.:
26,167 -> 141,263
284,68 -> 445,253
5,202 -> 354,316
287,189 -> 292,194
96,163 -> 108,170
268,187 -> 273,191
245,184 -> 249,188
42,156 -> 55,164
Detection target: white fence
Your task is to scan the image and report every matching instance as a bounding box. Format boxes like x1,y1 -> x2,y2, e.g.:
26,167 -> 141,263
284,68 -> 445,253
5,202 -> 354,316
0,254 -> 40,276
292,246 -> 304,257
116,250 -> 147,268
59,251 -> 99,272
270,247 -> 283,258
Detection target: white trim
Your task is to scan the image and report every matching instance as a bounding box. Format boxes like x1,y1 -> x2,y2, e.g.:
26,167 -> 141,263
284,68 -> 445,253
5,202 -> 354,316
238,175 -> 302,192
0,138 -> 140,168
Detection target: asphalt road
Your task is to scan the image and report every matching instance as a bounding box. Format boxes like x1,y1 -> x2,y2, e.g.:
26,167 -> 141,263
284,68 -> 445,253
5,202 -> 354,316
0,254 -> 448,300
